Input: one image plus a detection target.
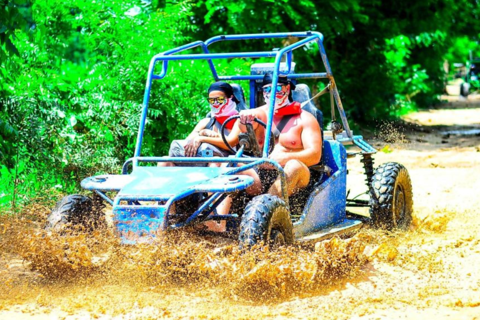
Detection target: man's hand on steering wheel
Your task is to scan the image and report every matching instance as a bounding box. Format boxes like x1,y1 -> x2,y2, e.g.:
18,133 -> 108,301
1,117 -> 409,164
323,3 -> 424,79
220,114 -> 274,157
239,110 -> 257,126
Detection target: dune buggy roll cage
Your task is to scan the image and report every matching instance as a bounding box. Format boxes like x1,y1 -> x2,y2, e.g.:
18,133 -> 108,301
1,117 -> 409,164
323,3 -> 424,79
131,31 -> 374,168
78,31 -> 381,240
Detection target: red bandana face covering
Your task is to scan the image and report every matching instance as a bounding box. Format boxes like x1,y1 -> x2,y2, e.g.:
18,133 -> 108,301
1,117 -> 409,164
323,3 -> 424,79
274,101 -> 302,116
210,98 -> 238,130
264,85 -> 301,117
215,115 -> 237,130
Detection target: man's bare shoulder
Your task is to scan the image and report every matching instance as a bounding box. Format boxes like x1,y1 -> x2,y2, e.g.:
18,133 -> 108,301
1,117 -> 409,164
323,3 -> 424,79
300,109 -> 321,128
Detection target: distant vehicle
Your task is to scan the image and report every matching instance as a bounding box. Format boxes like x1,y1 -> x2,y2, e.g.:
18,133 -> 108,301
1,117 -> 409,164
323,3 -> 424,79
460,58 -> 480,97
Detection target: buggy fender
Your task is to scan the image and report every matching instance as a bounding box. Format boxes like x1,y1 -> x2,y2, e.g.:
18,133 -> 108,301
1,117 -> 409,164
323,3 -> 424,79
293,140 -> 347,237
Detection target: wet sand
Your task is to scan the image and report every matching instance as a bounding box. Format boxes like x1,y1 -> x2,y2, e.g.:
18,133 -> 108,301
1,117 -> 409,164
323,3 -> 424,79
1,95 -> 480,319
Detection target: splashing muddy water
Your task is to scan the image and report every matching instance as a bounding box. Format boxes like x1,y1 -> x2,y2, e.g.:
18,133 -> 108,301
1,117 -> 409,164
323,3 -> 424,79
2,220 -> 373,301
2,101 -> 480,319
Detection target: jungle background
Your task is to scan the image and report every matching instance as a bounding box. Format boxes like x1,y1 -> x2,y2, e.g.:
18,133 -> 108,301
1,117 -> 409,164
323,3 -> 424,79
1,0 -> 479,212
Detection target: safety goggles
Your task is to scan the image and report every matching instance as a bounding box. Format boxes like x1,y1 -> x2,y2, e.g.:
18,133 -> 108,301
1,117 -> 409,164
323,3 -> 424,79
263,84 -> 285,94
207,96 -> 227,105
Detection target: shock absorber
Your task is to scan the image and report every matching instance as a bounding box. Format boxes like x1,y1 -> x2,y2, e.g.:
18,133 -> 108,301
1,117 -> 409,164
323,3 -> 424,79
361,153 -> 375,191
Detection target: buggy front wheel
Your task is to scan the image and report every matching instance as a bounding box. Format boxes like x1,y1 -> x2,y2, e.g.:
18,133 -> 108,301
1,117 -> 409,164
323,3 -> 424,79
46,194 -> 105,232
238,194 -> 293,249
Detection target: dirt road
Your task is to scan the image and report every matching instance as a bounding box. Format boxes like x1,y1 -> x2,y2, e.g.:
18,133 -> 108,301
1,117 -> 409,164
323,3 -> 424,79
1,95 -> 480,320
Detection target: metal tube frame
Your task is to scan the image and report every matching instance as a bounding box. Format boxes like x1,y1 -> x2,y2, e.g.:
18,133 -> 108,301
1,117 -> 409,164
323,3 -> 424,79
122,31 -> 366,230
133,31 -> 353,161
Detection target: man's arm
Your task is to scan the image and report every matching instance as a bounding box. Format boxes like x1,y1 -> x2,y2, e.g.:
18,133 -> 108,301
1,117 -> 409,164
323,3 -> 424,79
185,118 -> 211,140
184,118 -> 211,157
238,107 -> 267,132
196,122 -> 241,150
268,112 -> 322,167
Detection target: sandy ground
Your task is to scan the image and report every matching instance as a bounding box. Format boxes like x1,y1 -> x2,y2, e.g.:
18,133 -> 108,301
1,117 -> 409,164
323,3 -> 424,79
1,94 -> 480,320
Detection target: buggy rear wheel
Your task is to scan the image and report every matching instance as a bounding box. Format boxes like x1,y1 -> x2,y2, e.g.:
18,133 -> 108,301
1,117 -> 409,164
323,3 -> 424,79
46,194 -> 105,232
369,163 -> 413,230
238,194 -> 293,249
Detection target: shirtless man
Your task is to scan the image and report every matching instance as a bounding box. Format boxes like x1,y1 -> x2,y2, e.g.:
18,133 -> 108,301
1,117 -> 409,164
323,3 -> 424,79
239,73 -> 322,197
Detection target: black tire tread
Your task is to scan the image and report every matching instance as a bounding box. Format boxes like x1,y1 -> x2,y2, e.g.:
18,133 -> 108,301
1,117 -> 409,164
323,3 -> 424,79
46,194 -> 104,231
369,162 -> 413,230
238,194 -> 293,249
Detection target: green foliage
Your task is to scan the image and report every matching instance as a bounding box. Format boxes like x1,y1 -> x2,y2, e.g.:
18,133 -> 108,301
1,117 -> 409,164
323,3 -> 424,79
0,0 -> 214,210
193,0 -> 479,119
1,0 -> 479,211
0,0 -> 34,59
444,36 -> 480,65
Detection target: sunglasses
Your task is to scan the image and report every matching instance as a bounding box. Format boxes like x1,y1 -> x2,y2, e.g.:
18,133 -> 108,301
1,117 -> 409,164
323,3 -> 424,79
207,96 -> 227,105
207,97 -> 227,105
263,84 -> 285,94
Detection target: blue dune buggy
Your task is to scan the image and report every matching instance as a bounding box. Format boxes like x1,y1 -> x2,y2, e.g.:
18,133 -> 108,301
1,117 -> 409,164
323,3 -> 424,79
47,32 -> 413,248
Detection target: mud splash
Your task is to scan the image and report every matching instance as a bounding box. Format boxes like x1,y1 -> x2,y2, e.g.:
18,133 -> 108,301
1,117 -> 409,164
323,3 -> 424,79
377,121 -> 409,144
0,190 -> 460,318
0,214 -> 381,303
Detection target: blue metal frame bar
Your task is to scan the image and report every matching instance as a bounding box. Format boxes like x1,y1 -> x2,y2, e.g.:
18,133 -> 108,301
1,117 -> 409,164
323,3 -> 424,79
249,79 -> 256,109
133,31 -> 356,169
134,41 -> 216,159
353,136 -> 377,154
156,41 -> 220,80
181,192 -> 227,226
217,73 -> 328,81
121,156 -> 259,174
233,145 -> 244,161
154,41 -> 205,80
153,52 -> 277,65
261,35 -> 320,157
95,190 -> 113,206
113,195 -> 173,202
204,31 -> 324,46
134,33 -> 327,161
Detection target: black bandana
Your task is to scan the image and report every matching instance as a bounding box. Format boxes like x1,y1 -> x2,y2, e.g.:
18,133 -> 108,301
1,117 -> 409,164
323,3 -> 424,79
208,82 -> 240,103
262,73 -> 296,90
262,73 -> 296,102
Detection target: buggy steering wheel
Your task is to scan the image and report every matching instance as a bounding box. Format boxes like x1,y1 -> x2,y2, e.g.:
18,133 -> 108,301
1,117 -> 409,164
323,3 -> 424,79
220,115 -> 274,157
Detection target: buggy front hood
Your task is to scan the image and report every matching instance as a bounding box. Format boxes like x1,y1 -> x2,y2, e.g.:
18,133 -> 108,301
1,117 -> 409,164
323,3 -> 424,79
82,166 -> 252,200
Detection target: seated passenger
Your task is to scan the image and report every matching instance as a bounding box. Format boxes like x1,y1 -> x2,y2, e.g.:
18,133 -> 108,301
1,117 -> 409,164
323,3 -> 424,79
162,82 -> 243,232
238,73 -> 322,197
161,81 -> 242,166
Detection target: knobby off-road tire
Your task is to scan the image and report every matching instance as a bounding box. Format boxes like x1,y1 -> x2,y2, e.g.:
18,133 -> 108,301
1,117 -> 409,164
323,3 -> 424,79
369,163 -> 413,230
238,194 -> 294,249
46,194 -> 105,232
